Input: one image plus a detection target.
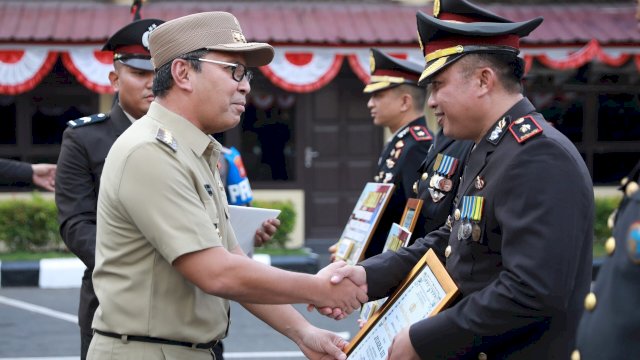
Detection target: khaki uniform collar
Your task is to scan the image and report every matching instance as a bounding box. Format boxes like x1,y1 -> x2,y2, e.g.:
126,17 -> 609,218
145,102 -> 219,158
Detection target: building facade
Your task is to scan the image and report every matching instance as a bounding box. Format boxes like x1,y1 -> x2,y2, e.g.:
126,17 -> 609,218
1,0 -> 638,239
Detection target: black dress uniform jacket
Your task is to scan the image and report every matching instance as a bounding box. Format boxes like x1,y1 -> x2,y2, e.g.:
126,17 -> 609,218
56,103 -> 131,333
575,161 -> 640,359
0,158 -> 32,185
361,98 -> 594,359
365,116 -> 432,258
414,131 -> 474,241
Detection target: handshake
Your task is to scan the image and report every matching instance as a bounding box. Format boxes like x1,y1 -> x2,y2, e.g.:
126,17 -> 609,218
309,261 -> 369,320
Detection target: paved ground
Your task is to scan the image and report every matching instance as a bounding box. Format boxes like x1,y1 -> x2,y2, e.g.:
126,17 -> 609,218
0,239 -> 363,360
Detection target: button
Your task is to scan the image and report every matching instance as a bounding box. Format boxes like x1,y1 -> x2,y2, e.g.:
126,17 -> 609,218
626,181 -> 639,197
621,177 -> 629,186
454,209 -> 461,221
421,172 -> 428,181
605,236 -> 615,256
413,181 -> 418,194
607,210 -> 617,230
478,352 -> 487,360
584,292 -> 597,311
571,349 -> 580,360
445,245 -> 452,258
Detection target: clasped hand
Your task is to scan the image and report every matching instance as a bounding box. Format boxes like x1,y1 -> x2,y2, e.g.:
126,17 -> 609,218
309,261 -> 368,319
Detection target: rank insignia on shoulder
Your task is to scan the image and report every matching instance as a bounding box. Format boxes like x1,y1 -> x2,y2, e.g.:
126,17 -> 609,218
155,128 -> 177,152
67,113 -> 108,128
486,116 -> 510,145
627,221 -> 640,264
509,115 -> 543,144
409,126 -> 433,141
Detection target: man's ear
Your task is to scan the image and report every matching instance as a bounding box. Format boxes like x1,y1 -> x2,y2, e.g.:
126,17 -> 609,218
108,70 -> 119,92
171,59 -> 193,92
401,93 -> 413,112
477,67 -> 495,95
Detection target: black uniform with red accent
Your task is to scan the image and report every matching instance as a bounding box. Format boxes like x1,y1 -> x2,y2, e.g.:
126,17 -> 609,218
362,98 -> 594,359
365,118 -> 432,258
575,161 -> 640,360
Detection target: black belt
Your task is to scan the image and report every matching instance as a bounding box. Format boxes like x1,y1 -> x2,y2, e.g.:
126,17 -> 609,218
94,329 -> 218,350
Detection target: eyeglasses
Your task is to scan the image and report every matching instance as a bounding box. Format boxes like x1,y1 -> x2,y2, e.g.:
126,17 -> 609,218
194,58 -> 253,83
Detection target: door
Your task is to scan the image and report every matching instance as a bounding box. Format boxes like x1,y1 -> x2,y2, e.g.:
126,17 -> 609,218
302,71 -> 382,239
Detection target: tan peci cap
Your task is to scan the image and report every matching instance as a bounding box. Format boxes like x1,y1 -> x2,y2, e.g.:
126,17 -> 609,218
148,11 -> 274,69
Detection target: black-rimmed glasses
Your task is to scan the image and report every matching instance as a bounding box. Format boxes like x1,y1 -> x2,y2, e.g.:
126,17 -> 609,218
194,58 -> 253,83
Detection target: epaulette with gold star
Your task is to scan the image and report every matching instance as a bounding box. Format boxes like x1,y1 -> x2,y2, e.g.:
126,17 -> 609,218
508,115 -> 543,144
67,113 -> 109,128
155,128 -> 177,152
409,126 -> 432,141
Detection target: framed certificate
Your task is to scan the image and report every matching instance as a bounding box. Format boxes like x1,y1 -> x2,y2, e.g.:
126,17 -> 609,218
399,198 -> 424,233
335,183 -> 395,265
346,249 -> 459,359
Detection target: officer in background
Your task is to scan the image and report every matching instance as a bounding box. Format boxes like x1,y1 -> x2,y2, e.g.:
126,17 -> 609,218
55,18 -> 164,359
333,49 -> 432,260
574,161 -> 640,360
412,0 -> 513,245
323,2 -> 594,358
0,158 -> 56,191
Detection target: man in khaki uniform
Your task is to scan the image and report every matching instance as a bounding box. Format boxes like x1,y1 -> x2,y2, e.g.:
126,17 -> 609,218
89,11 -> 367,360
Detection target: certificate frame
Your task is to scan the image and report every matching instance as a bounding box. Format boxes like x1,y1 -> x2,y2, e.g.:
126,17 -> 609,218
399,198 -> 424,233
334,183 -> 395,265
345,249 -> 459,358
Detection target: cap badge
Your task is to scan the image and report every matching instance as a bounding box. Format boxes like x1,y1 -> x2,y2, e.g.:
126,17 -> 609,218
142,24 -> 159,50
232,31 -> 247,43
369,51 -> 376,73
417,31 -> 424,53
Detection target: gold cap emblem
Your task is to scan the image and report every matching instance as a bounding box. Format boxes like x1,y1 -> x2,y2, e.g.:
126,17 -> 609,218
369,50 -> 376,73
232,31 -> 246,43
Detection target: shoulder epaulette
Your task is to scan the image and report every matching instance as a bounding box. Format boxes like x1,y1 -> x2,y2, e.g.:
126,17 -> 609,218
508,115 -> 543,144
66,113 -> 109,128
155,128 -> 178,152
409,126 -> 433,141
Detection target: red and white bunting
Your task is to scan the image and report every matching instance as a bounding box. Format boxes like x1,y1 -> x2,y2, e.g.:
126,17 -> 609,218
347,48 -> 424,84
0,43 -> 638,95
61,48 -> 114,94
0,48 -> 58,95
259,49 -> 344,93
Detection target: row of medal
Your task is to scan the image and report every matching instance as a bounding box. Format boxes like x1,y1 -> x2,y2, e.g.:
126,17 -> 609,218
427,153 -> 458,202
456,195 -> 484,242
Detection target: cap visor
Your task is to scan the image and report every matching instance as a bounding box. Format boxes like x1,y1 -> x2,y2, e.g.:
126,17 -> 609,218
418,54 -> 467,85
363,82 -> 398,94
120,58 -> 155,71
205,42 -> 275,67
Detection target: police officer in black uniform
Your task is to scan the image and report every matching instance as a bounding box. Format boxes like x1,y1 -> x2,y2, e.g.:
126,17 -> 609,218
361,49 -> 433,258
326,1 -> 594,358
55,18 -> 163,360
412,0 -> 515,242
574,161 -> 640,360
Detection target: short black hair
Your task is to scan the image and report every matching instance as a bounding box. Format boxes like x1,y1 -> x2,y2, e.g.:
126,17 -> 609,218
392,84 -> 427,111
152,49 -> 208,98
460,52 -> 524,94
